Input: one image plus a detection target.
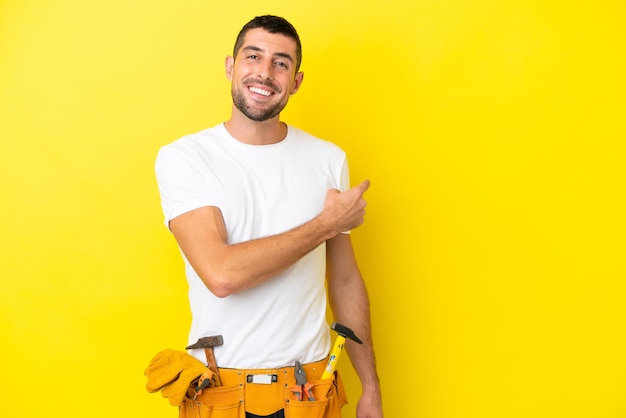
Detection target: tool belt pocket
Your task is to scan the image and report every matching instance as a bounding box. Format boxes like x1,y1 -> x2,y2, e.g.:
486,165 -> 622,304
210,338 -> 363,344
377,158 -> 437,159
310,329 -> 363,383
179,385 -> 244,418
283,371 -> 348,418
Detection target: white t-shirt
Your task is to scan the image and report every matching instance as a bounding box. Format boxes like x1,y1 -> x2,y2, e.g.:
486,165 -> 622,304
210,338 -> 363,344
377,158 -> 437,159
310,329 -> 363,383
155,123 -> 349,368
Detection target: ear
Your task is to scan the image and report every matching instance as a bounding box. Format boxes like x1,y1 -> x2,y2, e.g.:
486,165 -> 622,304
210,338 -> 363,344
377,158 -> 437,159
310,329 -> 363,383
291,71 -> 304,95
225,56 -> 234,81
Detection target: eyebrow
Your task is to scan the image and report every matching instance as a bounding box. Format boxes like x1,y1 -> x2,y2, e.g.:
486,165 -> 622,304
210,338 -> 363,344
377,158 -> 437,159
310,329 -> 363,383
242,45 -> 294,63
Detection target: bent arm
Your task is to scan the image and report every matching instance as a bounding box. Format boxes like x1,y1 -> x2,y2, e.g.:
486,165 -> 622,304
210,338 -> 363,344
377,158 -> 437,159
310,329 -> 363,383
326,233 -> 383,417
169,180 -> 370,297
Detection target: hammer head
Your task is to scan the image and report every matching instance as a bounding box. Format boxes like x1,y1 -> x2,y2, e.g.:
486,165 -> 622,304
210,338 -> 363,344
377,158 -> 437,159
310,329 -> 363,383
331,322 -> 363,345
186,335 -> 224,350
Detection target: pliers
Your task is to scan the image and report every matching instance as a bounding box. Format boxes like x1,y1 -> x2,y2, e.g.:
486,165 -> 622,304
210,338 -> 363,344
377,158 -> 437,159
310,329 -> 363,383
291,360 -> 316,401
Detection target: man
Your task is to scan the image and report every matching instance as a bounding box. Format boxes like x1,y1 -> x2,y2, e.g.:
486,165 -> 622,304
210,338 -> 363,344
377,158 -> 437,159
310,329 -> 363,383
155,15 -> 383,418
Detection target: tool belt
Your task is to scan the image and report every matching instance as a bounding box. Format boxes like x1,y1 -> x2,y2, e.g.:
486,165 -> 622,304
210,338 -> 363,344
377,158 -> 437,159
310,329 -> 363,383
179,357 -> 348,418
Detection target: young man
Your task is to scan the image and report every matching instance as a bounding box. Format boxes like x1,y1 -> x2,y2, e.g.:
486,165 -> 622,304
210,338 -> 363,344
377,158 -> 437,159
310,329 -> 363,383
155,15 -> 383,418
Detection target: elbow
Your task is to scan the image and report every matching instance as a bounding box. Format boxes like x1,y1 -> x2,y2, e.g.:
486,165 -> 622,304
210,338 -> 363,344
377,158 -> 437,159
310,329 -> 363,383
209,287 -> 232,299
198,269 -> 239,298
195,259 -> 267,298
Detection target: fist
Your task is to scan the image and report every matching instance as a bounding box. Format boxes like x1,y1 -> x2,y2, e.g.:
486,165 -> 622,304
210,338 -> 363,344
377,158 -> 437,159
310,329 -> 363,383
323,179 -> 370,233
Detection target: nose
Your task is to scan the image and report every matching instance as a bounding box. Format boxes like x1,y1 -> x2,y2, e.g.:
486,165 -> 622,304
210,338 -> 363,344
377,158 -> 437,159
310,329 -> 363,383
257,60 -> 274,81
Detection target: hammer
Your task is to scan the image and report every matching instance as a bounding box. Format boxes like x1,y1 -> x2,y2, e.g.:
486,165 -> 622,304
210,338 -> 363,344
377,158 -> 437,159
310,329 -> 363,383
321,322 -> 363,379
186,335 -> 223,386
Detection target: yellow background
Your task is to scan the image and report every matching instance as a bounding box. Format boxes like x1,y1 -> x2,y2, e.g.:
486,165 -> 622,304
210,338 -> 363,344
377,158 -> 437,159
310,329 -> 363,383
1,1 -> 625,417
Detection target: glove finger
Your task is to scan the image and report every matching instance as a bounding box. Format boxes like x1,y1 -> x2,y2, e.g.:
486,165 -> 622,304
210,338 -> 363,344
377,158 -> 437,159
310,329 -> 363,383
145,349 -> 175,373
145,350 -> 189,392
146,367 -> 183,393
146,350 -> 205,376
162,370 -> 200,406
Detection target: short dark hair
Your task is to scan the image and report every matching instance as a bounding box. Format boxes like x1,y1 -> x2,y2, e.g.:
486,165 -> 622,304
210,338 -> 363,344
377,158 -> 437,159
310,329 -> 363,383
233,15 -> 303,73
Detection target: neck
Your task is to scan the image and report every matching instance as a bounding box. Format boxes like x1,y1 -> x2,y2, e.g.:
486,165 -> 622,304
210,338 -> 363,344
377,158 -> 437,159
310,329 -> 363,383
224,108 -> 287,145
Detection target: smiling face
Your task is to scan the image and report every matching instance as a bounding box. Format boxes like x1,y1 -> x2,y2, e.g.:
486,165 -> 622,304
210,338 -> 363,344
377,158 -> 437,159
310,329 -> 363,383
226,28 -> 304,122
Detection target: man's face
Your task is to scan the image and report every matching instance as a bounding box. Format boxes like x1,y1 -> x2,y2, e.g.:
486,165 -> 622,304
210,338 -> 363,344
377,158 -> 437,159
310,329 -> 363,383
226,28 -> 303,122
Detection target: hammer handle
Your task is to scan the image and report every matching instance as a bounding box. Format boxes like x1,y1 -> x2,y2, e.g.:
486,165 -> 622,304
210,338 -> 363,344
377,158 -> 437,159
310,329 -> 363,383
321,335 -> 346,379
204,348 -> 221,385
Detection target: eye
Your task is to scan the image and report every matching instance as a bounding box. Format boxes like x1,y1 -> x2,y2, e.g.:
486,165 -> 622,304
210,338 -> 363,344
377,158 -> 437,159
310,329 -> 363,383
274,61 -> 289,69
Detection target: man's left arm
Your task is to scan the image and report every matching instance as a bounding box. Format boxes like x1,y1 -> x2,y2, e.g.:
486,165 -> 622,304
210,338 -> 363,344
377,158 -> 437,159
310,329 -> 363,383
326,233 -> 383,418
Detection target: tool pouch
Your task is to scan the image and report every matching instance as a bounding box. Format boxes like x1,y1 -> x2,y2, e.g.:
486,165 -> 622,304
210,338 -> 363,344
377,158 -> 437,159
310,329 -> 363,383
179,384 -> 244,418
283,371 -> 348,418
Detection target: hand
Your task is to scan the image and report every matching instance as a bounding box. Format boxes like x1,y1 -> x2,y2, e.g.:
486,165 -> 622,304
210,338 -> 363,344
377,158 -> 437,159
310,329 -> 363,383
356,390 -> 384,418
322,179 -> 370,233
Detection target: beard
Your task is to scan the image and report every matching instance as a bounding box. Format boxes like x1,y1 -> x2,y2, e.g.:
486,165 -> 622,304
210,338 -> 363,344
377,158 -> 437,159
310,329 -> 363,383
231,82 -> 288,122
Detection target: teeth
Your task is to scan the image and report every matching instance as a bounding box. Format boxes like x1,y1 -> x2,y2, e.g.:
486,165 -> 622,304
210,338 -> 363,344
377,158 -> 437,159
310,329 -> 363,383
249,86 -> 271,96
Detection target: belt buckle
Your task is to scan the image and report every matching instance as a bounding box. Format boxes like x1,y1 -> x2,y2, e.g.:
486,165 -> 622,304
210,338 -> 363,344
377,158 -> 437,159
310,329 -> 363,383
246,374 -> 278,385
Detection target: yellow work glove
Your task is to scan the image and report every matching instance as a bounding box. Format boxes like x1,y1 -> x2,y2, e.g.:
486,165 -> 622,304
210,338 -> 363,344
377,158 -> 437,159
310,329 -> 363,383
144,349 -> 208,406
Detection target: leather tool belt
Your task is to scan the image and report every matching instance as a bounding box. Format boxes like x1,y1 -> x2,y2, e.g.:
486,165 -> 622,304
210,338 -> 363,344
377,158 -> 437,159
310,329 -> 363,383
179,357 -> 347,418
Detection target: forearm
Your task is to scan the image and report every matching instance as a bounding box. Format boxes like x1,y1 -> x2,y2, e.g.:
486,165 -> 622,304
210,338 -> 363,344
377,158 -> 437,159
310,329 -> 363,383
329,272 -> 381,396
326,235 -> 382,397
204,216 -> 337,296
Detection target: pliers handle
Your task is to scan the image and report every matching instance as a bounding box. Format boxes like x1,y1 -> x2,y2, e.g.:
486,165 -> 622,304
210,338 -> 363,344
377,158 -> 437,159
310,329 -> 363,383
301,381 -> 315,401
291,383 -> 304,401
291,361 -> 316,401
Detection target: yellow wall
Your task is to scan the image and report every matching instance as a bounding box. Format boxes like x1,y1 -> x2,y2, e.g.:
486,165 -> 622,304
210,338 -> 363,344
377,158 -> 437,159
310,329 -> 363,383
1,1 -> 625,417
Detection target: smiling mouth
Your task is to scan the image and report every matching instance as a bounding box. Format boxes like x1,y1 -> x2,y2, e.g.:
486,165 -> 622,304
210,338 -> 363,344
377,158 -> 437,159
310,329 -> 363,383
249,86 -> 272,97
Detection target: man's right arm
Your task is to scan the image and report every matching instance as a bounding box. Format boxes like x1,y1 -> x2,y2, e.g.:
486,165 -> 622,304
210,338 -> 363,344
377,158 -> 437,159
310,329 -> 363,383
169,180 -> 370,297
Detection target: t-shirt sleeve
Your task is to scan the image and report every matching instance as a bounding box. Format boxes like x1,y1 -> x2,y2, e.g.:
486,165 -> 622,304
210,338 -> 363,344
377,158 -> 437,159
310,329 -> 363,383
155,144 -> 217,229
339,154 -> 353,234
339,154 -> 350,192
